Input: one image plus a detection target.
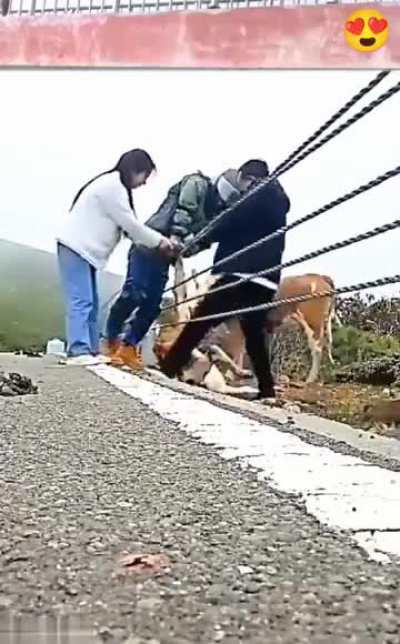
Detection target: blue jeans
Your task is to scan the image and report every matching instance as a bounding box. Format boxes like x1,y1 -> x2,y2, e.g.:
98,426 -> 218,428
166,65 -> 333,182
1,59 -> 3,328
106,246 -> 170,346
57,243 -> 99,357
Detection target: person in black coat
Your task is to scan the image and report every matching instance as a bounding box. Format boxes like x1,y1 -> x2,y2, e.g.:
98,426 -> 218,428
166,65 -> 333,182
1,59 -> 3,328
159,159 -> 290,399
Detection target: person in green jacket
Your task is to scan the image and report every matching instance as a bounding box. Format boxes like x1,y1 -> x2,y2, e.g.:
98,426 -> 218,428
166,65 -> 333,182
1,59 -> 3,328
103,167 -> 244,371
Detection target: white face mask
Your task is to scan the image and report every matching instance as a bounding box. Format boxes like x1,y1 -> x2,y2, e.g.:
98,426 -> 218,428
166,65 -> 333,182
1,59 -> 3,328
215,173 -> 241,205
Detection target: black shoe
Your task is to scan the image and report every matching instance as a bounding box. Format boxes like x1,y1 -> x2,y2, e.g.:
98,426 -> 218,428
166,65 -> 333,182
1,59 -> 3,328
256,387 -> 275,400
158,357 -> 178,379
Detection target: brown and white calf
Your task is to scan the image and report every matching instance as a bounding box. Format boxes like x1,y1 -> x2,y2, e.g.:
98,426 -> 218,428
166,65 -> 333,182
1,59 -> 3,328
154,258 -> 340,393
154,258 -> 257,396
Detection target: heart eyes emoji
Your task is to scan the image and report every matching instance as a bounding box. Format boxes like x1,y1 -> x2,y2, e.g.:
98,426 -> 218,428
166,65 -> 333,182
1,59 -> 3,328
344,10 -> 389,52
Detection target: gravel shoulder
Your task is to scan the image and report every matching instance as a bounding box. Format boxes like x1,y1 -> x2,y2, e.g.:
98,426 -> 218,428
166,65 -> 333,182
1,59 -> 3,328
1,356 -> 400,644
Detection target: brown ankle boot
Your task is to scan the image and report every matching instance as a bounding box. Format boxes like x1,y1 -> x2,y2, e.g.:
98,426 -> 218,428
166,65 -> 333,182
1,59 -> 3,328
111,344 -> 144,371
102,339 -> 121,358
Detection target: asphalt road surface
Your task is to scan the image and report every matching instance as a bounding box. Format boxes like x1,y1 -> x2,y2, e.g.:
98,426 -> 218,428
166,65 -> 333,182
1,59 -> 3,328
1,355 -> 400,644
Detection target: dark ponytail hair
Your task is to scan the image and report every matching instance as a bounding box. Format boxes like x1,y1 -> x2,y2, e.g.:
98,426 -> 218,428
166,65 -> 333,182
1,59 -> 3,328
69,149 -> 156,212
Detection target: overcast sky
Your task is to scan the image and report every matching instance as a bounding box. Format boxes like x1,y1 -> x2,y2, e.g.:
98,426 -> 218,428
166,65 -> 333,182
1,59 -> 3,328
1,68 -> 399,297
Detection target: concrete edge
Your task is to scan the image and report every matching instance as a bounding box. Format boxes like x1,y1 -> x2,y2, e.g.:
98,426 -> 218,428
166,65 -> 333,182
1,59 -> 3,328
141,368 -> 400,464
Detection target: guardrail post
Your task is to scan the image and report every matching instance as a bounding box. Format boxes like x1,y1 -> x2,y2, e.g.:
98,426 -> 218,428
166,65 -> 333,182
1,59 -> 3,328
1,0 -> 10,14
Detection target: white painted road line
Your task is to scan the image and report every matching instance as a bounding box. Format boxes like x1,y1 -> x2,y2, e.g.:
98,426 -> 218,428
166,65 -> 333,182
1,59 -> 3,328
90,365 -> 400,565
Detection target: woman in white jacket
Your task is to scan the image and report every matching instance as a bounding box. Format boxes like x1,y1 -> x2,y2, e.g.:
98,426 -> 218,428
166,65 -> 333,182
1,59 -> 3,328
57,149 -> 178,366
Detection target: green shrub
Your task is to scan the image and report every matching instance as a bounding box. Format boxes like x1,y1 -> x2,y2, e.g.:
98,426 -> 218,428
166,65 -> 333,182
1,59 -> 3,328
332,325 -> 400,365
335,355 -> 400,386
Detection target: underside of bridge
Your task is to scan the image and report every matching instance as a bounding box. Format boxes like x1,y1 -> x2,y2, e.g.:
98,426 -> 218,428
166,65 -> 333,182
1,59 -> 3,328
1,3 -> 400,67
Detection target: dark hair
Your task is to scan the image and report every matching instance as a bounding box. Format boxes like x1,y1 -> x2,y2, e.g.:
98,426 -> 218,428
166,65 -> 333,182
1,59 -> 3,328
239,159 -> 269,178
70,148 -> 156,212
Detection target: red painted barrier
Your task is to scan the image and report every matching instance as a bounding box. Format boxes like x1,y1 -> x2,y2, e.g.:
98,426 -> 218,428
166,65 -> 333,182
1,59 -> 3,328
1,5 -> 400,67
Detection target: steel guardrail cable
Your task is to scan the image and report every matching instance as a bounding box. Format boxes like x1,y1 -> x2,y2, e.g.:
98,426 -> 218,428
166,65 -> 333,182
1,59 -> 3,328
167,76 -> 400,295
162,165 -> 400,312
158,274 -> 400,328
273,70 -> 390,176
180,73 -> 395,260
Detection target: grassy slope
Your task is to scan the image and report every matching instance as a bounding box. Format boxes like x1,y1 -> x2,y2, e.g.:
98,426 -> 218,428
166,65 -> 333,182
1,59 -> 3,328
0,239 -> 122,351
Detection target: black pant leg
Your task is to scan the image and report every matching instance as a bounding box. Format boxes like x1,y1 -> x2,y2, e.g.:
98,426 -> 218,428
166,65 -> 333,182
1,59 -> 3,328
235,281 -> 276,397
239,311 -> 274,397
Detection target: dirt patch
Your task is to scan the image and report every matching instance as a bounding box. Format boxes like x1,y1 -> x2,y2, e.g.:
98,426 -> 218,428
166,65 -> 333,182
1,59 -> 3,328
277,382 -> 395,433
